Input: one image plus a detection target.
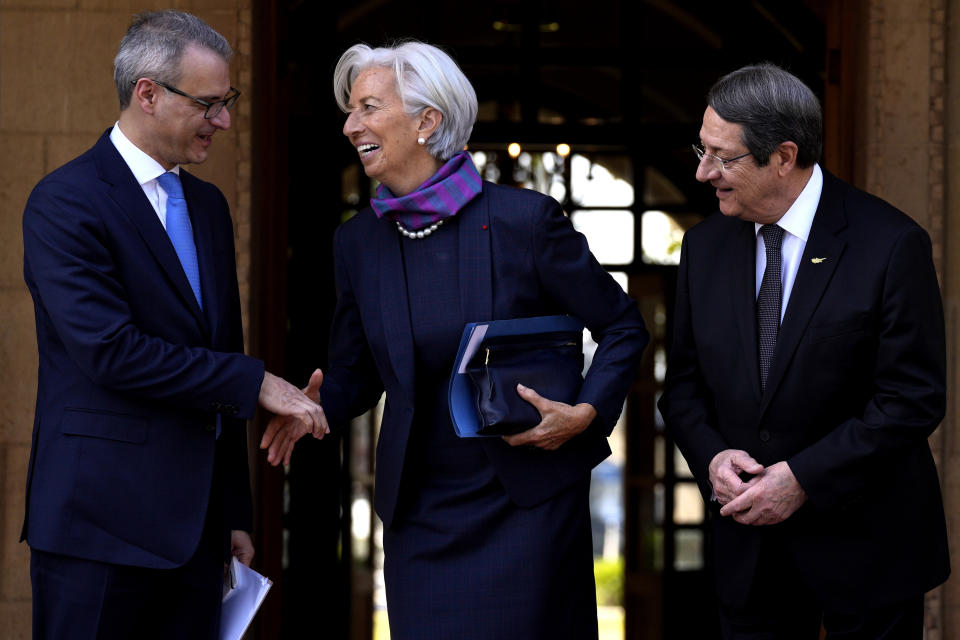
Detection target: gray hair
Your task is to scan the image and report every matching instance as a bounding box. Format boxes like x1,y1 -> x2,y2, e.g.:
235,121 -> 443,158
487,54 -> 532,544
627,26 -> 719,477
114,10 -> 232,110
333,41 -> 478,161
707,63 -> 822,168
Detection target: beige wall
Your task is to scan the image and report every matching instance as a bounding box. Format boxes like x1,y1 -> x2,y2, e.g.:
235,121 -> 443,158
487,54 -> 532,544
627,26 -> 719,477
861,0 -> 957,636
0,2 -> 253,637
942,0 -> 960,634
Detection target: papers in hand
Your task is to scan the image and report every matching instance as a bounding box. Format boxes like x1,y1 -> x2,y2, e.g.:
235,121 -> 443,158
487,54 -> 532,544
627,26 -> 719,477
456,324 -> 488,374
219,556 -> 272,640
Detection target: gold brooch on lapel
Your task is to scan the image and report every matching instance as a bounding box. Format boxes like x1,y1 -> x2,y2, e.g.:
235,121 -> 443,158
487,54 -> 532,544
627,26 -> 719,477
810,257 -> 827,264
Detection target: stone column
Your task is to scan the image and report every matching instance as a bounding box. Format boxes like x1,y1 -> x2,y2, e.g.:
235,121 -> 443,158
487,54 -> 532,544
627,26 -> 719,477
860,0 -> 952,637
942,0 -> 960,633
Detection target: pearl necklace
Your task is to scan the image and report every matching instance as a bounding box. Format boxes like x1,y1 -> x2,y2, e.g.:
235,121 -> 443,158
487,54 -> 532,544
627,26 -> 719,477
395,218 -> 445,239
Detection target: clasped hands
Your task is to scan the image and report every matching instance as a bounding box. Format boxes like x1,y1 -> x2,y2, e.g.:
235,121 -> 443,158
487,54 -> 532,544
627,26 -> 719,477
708,449 -> 807,526
257,375 -> 594,466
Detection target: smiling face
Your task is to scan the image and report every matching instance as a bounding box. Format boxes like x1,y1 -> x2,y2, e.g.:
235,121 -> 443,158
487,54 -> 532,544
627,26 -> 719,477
145,44 -> 232,169
696,106 -> 786,224
342,67 -> 440,195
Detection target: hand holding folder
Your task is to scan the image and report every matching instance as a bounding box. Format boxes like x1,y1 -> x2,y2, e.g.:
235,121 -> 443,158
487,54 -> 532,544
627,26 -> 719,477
449,315 -> 585,438
219,557 -> 272,640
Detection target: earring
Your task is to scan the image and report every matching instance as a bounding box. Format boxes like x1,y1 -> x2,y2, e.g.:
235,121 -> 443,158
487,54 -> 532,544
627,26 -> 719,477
417,137 -> 426,145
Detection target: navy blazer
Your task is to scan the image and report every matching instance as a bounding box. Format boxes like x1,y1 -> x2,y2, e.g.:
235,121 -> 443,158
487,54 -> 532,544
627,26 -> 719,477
659,170 -> 949,610
21,130 -> 265,568
319,182 -> 649,527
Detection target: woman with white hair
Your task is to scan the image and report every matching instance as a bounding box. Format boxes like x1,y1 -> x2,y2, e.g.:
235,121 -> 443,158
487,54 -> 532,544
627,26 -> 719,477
263,40 -> 648,639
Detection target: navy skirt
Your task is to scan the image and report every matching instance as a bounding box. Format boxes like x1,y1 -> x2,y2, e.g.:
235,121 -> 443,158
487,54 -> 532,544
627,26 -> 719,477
383,446 -> 598,640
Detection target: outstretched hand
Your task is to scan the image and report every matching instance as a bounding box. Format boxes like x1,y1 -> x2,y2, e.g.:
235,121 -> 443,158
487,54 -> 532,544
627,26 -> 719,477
260,369 -> 327,466
502,383 -> 596,451
258,370 -> 324,430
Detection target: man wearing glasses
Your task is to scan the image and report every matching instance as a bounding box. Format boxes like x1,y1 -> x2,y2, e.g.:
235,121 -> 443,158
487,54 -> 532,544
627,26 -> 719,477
659,64 -> 948,638
21,11 -> 324,639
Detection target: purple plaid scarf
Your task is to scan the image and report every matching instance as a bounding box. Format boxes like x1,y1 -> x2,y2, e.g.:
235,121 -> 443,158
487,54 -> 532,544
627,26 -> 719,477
370,151 -> 482,230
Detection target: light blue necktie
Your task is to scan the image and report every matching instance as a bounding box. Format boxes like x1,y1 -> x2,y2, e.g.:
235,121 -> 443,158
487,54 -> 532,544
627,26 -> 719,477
157,172 -> 219,437
156,172 -> 202,309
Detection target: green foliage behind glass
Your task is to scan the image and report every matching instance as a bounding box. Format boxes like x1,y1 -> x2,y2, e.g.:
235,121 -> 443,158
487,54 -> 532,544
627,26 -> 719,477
594,557 -> 624,606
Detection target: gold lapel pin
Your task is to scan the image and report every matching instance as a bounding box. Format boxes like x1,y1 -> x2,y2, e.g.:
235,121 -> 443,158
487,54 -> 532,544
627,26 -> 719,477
811,257 -> 827,264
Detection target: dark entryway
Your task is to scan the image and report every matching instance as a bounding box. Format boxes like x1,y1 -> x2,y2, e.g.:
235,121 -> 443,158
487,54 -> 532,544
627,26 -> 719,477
247,2 -> 851,637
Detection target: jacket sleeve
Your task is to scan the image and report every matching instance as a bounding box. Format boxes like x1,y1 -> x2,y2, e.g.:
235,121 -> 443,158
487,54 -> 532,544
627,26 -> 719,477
23,178 -> 265,419
531,196 -> 649,434
657,233 -> 732,500
317,223 -> 385,428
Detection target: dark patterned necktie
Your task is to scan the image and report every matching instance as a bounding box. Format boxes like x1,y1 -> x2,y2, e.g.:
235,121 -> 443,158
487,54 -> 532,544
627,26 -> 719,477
757,224 -> 785,391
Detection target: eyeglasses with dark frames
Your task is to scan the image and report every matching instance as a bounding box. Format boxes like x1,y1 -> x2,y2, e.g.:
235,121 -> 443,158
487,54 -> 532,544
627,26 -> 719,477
133,79 -> 241,119
692,144 -> 752,171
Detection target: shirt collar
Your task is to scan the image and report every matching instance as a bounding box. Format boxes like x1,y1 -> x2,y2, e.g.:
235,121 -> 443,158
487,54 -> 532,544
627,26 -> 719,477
754,163 -> 823,242
109,122 -> 180,185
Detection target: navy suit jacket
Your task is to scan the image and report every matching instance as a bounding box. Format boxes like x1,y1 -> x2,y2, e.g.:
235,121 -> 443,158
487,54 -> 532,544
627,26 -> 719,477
21,130 -> 265,569
659,169 -> 949,610
319,182 -> 649,527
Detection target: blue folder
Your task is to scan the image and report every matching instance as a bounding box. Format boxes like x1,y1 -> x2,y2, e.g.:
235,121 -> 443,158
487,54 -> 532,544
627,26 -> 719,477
448,315 -> 585,438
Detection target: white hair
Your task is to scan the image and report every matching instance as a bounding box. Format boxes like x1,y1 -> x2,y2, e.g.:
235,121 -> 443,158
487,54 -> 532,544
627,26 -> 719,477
333,41 -> 478,161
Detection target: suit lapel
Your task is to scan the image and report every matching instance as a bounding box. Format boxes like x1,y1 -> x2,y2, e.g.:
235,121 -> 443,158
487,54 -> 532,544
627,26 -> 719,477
732,221 -> 762,402
95,132 -> 209,337
377,218 -> 416,396
457,191 -> 493,323
760,173 -> 847,412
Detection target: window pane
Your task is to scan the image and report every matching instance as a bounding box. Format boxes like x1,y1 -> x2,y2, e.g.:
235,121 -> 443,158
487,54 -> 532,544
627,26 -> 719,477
469,148 -> 569,198
654,482 -> 665,526
571,154 -> 634,207
654,435 -> 665,478
640,210 -> 684,265
654,345 -> 666,383
674,444 -> 693,478
674,529 -> 704,571
673,483 -> 704,524
642,166 -> 687,207
641,210 -> 703,265
571,209 -> 634,265
591,460 -> 623,559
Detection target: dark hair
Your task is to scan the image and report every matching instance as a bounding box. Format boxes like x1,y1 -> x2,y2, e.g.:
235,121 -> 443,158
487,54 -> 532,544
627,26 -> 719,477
114,10 -> 232,109
707,63 -> 822,168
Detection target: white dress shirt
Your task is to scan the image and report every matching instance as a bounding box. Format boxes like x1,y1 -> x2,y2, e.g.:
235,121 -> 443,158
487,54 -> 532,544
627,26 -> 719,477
754,164 -> 823,321
109,122 -> 181,229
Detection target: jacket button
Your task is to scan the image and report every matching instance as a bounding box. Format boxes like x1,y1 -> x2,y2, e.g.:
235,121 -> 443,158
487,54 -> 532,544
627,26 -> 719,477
759,429 -> 771,442
205,423 -> 216,432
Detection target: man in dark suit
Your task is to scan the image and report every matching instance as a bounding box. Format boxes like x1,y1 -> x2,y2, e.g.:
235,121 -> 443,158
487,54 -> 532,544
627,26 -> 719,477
21,11 -> 323,639
658,64 -> 949,638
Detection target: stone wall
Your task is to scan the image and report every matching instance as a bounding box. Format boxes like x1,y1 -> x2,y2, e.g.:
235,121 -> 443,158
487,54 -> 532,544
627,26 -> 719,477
942,0 -> 960,635
862,0 -> 956,636
0,2 -> 252,637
